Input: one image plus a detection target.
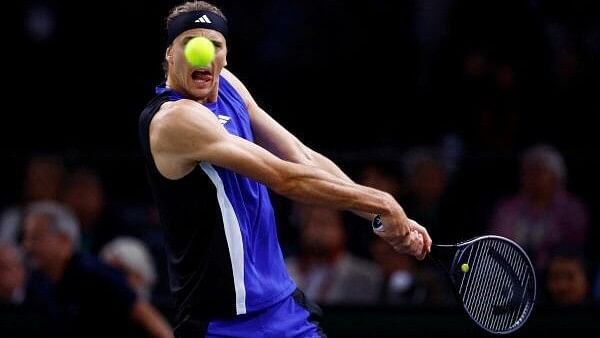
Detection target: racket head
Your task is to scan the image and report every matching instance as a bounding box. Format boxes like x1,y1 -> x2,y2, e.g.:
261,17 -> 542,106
435,235 -> 536,335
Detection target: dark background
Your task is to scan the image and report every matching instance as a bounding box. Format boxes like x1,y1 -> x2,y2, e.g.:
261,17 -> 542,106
8,0 -> 600,251
4,0 -> 600,336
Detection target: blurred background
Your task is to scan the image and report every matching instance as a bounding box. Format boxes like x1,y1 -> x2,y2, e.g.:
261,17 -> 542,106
3,0 -> 600,337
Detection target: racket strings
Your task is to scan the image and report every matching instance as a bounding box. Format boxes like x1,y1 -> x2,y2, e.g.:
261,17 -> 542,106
458,239 -> 534,333
479,241 -> 528,331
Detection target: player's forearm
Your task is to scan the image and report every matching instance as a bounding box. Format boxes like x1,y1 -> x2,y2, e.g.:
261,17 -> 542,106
273,165 -> 395,217
309,151 -> 376,221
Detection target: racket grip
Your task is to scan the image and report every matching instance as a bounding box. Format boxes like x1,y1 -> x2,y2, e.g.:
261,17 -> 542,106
372,214 -> 384,230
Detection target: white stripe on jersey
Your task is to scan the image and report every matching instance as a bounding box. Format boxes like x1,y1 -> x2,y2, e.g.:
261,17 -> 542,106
200,163 -> 247,314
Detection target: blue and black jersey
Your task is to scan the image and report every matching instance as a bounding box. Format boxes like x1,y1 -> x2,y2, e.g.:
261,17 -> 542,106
138,76 -> 296,321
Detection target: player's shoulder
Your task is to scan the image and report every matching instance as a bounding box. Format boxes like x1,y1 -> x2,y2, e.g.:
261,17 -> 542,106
161,98 -> 202,113
155,98 -> 207,122
221,68 -> 252,103
150,99 -> 215,138
220,67 -> 242,87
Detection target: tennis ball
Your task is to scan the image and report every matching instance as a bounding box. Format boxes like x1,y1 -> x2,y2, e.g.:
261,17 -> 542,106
461,263 -> 470,273
184,36 -> 215,67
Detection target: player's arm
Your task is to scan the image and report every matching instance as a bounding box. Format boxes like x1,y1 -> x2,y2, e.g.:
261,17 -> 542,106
219,69 -> 430,257
151,99 -> 392,215
150,99 -> 429,258
220,69 -> 333,165
221,69 -> 372,220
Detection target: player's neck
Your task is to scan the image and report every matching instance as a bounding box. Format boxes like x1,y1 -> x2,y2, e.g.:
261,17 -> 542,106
165,77 -> 218,104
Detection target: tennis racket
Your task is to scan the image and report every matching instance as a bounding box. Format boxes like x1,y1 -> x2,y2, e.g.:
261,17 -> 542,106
372,215 -> 536,335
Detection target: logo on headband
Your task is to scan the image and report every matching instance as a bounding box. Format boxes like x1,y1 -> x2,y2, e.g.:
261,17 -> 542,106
195,15 -> 212,24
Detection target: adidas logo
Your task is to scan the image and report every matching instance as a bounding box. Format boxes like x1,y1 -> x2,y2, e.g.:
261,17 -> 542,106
195,15 -> 212,24
217,115 -> 231,125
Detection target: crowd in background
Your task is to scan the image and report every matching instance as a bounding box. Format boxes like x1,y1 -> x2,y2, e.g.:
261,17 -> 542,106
4,0 -> 599,336
1,143 -> 598,335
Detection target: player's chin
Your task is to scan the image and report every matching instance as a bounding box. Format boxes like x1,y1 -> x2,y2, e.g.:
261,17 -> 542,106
188,86 -> 211,99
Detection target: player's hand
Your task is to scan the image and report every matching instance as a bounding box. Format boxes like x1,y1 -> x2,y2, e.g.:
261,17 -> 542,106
372,213 -> 431,260
407,218 -> 432,260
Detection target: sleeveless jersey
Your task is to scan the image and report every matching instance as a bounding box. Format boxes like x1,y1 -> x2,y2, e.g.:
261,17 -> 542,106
138,76 -> 295,320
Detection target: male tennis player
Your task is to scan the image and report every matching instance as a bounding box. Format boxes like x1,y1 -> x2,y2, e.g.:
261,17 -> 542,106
139,1 -> 431,337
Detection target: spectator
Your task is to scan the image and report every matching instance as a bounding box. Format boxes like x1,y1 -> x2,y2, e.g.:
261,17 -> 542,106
0,154 -> 65,243
369,237 -> 452,306
286,205 -> 382,305
0,242 -> 58,337
22,201 -> 173,338
0,243 -> 26,305
544,248 -> 592,307
358,160 -> 403,198
402,147 -> 458,242
100,236 -> 157,302
60,167 -> 129,254
488,144 -> 589,269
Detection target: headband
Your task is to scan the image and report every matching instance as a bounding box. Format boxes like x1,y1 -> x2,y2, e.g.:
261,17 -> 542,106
167,11 -> 228,45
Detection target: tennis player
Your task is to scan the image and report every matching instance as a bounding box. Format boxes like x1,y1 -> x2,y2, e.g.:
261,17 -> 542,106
139,1 -> 431,337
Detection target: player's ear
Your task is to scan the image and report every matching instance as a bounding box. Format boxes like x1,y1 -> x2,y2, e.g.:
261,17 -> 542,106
165,47 -> 174,65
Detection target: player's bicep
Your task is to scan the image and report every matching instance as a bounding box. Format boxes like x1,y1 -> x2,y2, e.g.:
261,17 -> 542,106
150,100 -> 229,179
202,134 -> 291,189
151,100 -> 290,187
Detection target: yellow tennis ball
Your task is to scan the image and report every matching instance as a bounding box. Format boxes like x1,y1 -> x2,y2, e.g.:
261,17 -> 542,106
184,36 -> 215,67
461,263 -> 470,273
